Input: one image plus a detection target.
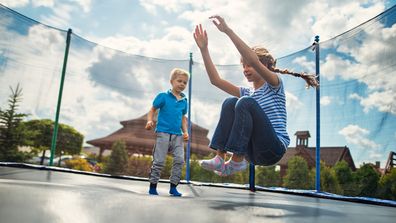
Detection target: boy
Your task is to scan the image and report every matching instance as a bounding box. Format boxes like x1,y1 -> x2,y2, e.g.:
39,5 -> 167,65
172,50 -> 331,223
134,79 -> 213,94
145,68 -> 189,196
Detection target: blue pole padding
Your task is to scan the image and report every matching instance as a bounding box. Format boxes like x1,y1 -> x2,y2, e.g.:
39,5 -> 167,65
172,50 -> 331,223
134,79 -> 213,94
249,163 -> 255,192
315,35 -> 321,192
186,52 -> 193,183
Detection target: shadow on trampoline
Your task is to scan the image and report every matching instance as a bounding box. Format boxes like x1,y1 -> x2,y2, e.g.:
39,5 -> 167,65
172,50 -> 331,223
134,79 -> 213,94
209,199 -> 342,219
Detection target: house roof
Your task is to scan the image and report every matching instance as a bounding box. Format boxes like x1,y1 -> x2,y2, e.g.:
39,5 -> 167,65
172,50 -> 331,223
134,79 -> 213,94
294,131 -> 311,137
278,146 -> 356,170
87,113 -> 212,157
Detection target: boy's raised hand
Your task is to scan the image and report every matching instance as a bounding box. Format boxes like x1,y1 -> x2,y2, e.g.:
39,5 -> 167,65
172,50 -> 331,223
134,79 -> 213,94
193,24 -> 208,49
209,15 -> 230,33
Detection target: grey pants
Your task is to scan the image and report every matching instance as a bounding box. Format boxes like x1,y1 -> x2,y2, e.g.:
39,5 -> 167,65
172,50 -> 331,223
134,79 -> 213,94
149,132 -> 185,185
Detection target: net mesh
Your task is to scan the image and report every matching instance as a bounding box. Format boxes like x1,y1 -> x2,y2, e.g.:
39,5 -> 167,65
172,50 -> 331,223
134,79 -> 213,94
1,4 -> 395,200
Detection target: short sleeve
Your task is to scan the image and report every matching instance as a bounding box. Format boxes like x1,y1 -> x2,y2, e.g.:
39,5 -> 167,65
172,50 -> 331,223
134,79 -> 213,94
267,74 -> 282,93
182,99 -> 188,115
240,86 -> 250,97
153,93 -> 165,109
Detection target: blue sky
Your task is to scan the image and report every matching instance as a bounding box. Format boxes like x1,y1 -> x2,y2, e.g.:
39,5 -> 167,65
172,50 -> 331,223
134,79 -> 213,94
3,0 -> 395,60
1,0 -> 396,167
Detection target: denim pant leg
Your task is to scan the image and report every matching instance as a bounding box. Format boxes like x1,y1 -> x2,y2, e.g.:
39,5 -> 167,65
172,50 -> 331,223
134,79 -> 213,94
226,96 -> 286,165
209,97 -> 238,152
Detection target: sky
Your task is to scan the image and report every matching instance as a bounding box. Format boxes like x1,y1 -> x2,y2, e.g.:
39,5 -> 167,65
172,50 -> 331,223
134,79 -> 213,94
2,0 -> 395,61
1,0 -> 396,167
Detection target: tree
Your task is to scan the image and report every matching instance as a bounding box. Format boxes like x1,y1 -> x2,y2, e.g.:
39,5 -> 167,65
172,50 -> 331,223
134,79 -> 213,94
283,156 -> 311,189
333,160 -> 356,195
354,164 -> 380,197
377,168 -> 396,200
320,162 -> 341,194
104,140 -> 128,175
22,119 -> 84,164
256,166 -> 281,187
0,84 -> 30,162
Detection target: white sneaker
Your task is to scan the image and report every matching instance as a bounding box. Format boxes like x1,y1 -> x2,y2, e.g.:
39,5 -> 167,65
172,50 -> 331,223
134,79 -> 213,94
199,155 -> 225,172
215,159 -> 247,176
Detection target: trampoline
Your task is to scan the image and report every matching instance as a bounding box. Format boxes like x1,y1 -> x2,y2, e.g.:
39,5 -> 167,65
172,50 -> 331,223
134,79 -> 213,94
0,165 -> 395,223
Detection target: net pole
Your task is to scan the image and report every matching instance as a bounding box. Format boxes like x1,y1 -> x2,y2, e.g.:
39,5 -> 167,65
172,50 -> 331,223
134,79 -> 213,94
315,35 -> 321,192
186,52 -> 193,182
49,29 -> 72,166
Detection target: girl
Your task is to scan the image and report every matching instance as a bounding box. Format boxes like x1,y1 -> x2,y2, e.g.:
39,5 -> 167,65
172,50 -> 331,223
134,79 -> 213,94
193,16 -> 318,176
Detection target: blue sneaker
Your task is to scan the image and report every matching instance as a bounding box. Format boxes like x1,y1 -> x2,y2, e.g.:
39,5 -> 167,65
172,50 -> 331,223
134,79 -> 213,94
149,183 -> 159,195
149,188 -> 158,195
169,184 -> 182,197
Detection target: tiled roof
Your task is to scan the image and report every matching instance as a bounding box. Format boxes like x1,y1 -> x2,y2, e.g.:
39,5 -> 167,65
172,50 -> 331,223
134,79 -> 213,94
87,113 -> 212,157
278,146 -> 355,169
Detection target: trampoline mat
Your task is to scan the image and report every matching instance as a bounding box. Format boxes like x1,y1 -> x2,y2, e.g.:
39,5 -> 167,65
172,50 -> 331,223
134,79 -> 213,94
0,166 -> 395,223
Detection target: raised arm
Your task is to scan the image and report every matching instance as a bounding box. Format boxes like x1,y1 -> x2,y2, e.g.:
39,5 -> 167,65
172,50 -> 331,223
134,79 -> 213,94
209,16 -> 279,86
193,24 -> 240,97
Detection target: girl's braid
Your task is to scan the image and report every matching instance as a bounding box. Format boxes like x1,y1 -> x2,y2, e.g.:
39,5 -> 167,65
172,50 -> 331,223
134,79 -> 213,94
253,46 -> 319,89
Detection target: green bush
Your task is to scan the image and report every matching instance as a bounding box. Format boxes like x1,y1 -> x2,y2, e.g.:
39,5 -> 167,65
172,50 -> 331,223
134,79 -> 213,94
377,168 -> 396,200
354,164 -> 380,197
104,140 -> 128,175
255,166 -> 281,187
283,156 -> 310,189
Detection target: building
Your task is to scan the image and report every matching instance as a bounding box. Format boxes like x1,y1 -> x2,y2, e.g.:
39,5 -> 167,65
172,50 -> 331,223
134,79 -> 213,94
385,151 -> 395,174
87,113 -> 212,159
277,131 -> 356,176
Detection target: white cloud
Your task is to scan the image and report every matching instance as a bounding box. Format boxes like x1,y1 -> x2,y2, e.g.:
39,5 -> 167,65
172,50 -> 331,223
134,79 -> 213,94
70,0 -> 91,13
339,124 -> 380,149
351,90 -> 396,114
0,23 -> 67,123
311,1 -> 385,41
368,151 -> 382,159
1,0 -> 29,8
0,17 -> 152,142
32,0 -> 55,7
292,56 -> 316,74
321,54 -> 353,80
320,96 -> 331,106
190,99 -> 222,136
92,25 -> 194,60
286,91 -> 303,111
40,3 -> 74,29
320,20 -> 396,115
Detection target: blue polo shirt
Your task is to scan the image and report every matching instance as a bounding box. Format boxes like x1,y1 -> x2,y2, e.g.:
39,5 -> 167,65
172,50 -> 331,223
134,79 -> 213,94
153,89 -> 188,135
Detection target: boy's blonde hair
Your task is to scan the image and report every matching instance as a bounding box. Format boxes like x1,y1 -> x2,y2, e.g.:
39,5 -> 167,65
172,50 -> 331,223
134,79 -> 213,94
170,68 -> 190,80
251,46 -> 319,88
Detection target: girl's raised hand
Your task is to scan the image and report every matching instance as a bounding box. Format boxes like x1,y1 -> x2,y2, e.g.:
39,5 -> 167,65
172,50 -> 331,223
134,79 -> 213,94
209,15 -> 230,33
193,24 -> 208,49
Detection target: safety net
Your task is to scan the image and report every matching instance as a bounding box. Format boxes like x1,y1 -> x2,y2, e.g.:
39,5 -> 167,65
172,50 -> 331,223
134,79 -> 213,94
1,3 -> 395,201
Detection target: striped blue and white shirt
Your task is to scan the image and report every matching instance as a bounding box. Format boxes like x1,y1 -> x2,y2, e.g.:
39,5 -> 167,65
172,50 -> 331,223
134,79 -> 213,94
240,76 -> 290,148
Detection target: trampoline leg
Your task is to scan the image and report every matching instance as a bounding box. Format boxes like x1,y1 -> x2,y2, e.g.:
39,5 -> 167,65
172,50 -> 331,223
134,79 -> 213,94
249,163 -> 256,192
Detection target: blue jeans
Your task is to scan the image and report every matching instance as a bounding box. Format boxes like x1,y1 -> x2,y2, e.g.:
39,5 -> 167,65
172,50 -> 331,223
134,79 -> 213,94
210,97 -> 286,165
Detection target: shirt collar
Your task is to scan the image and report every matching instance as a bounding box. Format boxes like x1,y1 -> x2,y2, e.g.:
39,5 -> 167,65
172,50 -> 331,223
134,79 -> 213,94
167,89 -> 186,100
